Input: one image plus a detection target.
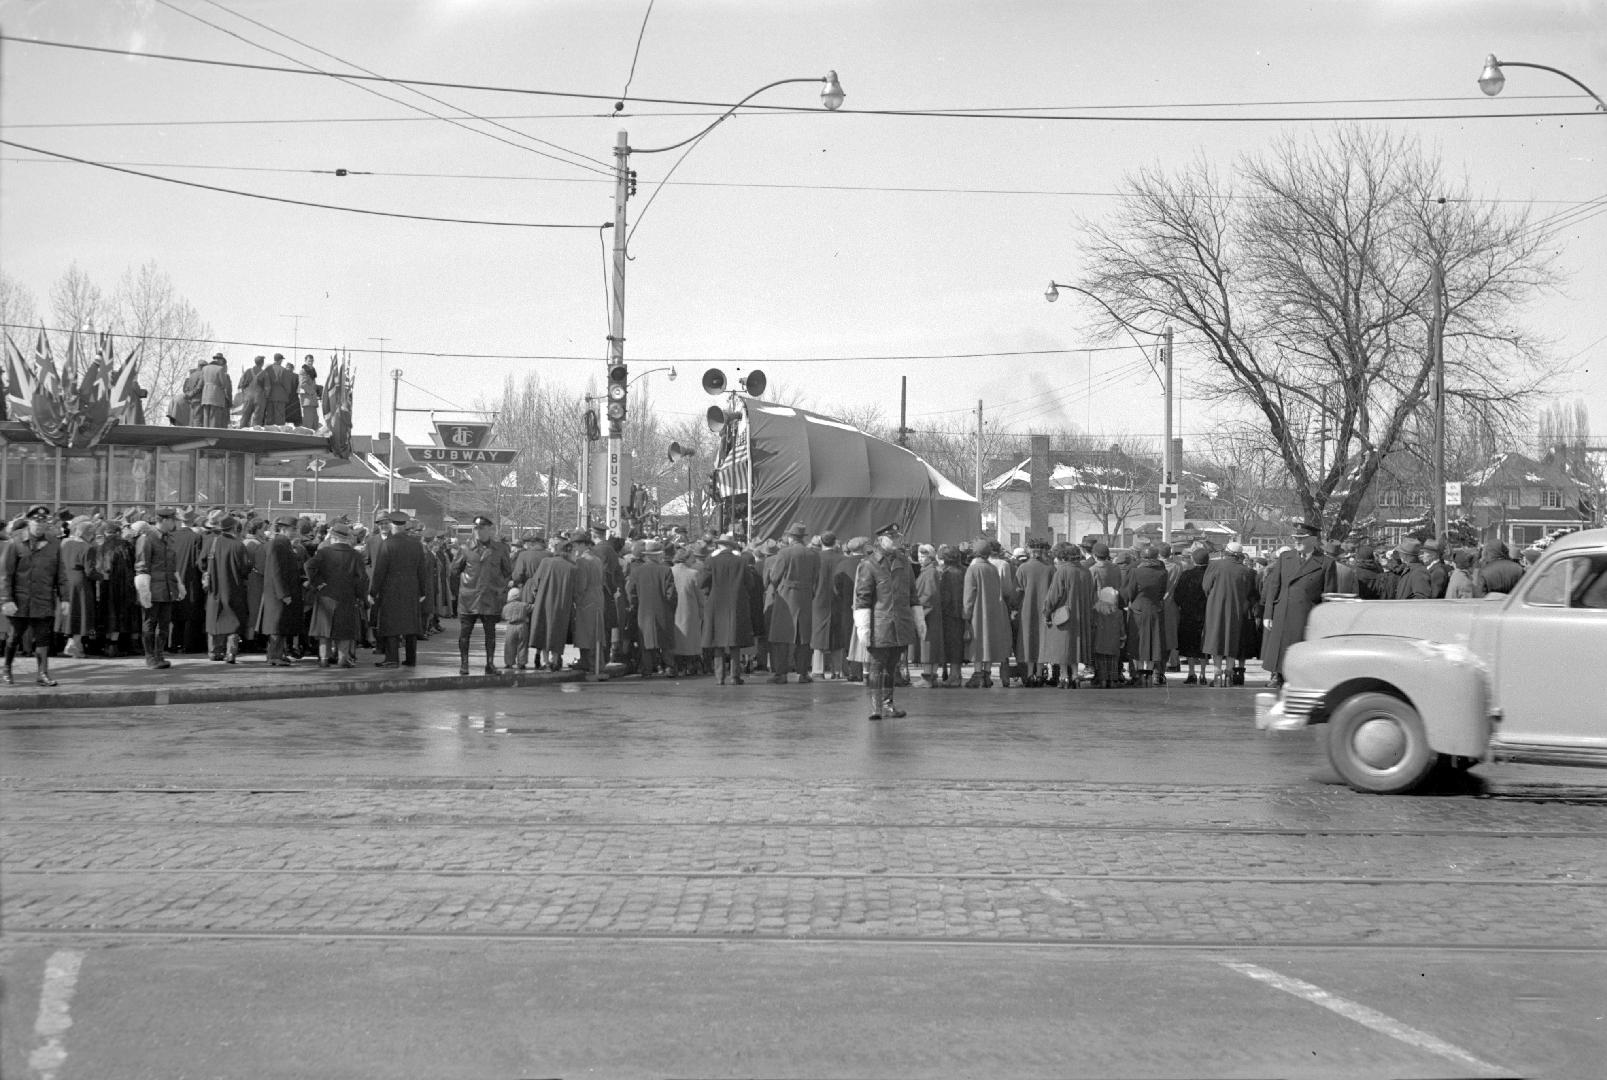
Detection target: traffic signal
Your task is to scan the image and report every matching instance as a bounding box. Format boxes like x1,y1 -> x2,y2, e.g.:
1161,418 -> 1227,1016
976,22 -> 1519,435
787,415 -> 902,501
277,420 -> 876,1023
606,363 -> 628,424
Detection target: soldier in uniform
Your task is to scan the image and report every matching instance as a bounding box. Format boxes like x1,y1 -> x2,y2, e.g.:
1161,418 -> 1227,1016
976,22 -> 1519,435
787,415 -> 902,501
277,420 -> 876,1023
1,505 -> 70,686
450,514 -> 512,675
1260,520 -> 1338,689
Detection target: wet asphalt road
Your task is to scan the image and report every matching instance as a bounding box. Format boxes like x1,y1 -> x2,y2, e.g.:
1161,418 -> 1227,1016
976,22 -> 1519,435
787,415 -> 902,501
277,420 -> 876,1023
3,675 -> 1605,1078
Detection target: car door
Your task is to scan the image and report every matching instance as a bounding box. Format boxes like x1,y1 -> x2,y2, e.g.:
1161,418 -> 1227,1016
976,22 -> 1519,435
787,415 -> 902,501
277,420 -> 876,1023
1493,550 -> 1607,746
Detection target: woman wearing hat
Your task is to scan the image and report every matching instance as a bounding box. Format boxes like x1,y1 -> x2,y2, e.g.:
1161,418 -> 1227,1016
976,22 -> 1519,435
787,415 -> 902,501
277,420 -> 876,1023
58,517 -> 100,660
670,545 -> 706,676
305,521 -> 368,668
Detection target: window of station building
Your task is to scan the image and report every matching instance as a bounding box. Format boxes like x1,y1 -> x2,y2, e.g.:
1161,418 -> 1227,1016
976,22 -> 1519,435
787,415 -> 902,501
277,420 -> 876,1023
156,449 -> 195,506
61,448 -> 107,510
197,450 -> 230,506
4,443 -> 55,516
111,447 -> 156,505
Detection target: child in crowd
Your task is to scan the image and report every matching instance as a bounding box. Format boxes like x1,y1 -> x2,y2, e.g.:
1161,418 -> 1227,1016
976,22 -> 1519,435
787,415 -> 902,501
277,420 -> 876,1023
501,586 -> 530,670
1091,586 -> 1126,689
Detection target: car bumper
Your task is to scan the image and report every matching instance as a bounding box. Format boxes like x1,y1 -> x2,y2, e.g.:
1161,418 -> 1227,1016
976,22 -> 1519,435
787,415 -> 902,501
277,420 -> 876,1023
1254,687 -> 1325,732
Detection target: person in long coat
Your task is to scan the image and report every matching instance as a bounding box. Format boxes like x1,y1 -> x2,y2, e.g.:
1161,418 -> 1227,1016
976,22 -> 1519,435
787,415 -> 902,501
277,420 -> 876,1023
1,505 -> 70,685
698,533 -> 754,684
853,532 -> 917,720
913,545 -> 946,686
1172,547 -> 1211,684
626,540 -> 678,676
197,354 -> 232,428
931,545 -> 966,687
368,511 -> 430,667
836,539 -> 867,681
1203,542 -> 1260,687
58,518 -> 99,658
962,540 -> 1013,688
304,522 -> 368,667
262,354 -> 292,425
1041,543 -> 1095,688
670,547 -> 706,675
204,516 -> 254,662
1260,520 -> 1337,688
1014,541 -> 1054,686
1122,546 -> 1171,686
255,516 -> 303,666
168,511 -> 205,654
568,534 -> 607,674
96,521 -> 141,656
451,515 -> 513,676
1350,541 -> 1386,600
810,533 -> 847,678
763,523 -> 819,683
523,537 -> 574,671
298,358 -> 321,429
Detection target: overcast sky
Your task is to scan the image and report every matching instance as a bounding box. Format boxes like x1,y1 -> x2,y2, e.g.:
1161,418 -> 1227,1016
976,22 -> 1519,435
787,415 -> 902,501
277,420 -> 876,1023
2,0 -> 1602,459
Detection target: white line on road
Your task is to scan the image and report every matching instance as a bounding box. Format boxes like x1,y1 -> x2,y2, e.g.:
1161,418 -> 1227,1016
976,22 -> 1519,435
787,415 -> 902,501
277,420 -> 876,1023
1221,960 -> 1508,1076
29,949 -> 84,1080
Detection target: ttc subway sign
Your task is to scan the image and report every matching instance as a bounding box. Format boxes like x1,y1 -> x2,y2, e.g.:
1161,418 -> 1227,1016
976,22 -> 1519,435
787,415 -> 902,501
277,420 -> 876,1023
415,447 -> 518,465
432,421 -> 494,450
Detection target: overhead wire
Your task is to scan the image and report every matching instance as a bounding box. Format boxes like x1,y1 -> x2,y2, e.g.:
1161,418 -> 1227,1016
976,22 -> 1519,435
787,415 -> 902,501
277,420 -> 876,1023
0,138 -> 599,227
616,0 -> 656,108
150,0 -> 614,178
6,37 -> 1602,122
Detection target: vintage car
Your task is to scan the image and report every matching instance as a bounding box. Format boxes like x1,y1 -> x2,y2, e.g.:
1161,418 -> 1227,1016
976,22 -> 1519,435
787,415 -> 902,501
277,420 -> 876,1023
1255,527 -> 1607,793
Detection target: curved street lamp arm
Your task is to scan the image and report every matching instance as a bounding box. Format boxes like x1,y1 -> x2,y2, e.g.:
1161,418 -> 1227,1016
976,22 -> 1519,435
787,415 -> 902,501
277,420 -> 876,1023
631,76 -> 835,154
1489,58 -> 1607,111
1046,281 -> 1167,389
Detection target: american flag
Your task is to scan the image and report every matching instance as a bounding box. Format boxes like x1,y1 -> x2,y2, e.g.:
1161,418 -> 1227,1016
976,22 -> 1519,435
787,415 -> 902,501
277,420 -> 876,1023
714,423 -> 749,497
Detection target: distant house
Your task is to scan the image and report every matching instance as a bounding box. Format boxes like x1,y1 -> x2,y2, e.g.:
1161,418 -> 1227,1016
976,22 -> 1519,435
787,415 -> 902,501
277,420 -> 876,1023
253,433 -> 453,528
1463,449 -> 1599,548
985,437 -> 1161,547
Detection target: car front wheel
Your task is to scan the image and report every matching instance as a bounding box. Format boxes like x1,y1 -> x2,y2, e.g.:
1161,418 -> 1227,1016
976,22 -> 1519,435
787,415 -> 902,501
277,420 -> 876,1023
1326,692 -> 1436,794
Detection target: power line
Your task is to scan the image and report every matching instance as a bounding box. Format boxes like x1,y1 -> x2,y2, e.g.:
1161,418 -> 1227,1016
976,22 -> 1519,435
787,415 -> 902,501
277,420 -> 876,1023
7,36 -> 1603,123
617,0 -> 656,107
0,138 -> 601,228
155,0 -> 614,178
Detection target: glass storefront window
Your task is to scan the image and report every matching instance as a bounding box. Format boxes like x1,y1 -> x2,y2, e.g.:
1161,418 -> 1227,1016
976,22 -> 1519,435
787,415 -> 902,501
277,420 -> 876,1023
197,450 -> 229,506
5,443 -> 56,509
111,448 -> 156,505
157,449 -> 195,506
227,452 -> 248,505
61,449 -> 108,509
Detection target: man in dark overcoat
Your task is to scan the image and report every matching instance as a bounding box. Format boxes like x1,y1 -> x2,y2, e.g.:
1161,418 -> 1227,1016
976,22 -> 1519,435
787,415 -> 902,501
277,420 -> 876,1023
369,510 -> 430,667
256,515 -> 303,666
809,532 -> 847,678
134,507 -> 185,670
203,515 -> 253,662
698,532 -> 754,684
1260,521 -> 1337,688
451,514 -> 513,675
262,353 -> 292,425
526,536 -> 576,671
1,505 -> 70,686
237,355 -> 266,427
1392,537 -> 1434,600
626,539 -> 677,676
763,522 -> 819,683
168,509 -> 205,654
1202,541 -> 1260,687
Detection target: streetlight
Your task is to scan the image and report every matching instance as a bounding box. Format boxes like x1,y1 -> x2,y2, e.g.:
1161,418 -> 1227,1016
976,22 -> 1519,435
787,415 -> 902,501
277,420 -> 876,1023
1045,281 -> 1177,544
604,72 -> 844,538
1478,55 -> 1606,110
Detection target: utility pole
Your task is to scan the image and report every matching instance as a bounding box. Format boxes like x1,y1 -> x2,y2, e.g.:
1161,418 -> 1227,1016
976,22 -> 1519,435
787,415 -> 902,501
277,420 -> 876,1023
280,314 -> 307,354
1431,260 -> 1447,543
368,336 -> 390,444
897,376 -> 910,447
974,399 -> 984,506
606,130 -> 631,539
1160,326 -> 1175,544
387,366 -> 402,511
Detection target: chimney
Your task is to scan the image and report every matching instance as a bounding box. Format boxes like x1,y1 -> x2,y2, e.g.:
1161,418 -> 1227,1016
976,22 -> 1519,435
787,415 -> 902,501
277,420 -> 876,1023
1029,434 -> 1051,539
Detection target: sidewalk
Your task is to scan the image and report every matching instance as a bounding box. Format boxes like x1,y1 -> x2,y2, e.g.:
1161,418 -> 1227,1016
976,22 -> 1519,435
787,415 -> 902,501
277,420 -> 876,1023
0,630 -> 584,712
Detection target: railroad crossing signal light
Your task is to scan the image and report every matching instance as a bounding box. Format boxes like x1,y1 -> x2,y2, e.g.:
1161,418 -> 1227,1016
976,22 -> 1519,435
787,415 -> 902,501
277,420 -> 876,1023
606,363 -> 628,422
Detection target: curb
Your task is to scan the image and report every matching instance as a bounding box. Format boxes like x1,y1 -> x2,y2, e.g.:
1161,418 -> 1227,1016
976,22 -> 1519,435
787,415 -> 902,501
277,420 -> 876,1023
0,667 -> 589,712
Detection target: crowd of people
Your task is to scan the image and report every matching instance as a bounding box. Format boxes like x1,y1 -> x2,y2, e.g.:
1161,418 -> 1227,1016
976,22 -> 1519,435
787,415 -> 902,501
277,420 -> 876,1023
165,351 -> 325,429
0,502 -> 1541,714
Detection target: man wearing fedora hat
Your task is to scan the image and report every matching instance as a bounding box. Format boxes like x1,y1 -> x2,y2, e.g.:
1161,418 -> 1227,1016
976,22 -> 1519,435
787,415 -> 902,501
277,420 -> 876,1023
1260,518 -> 1337,689
625,538 -> 677,676
0,505 -> 70,686
197,352 -> 232,428
237,355 -> 267,427
698,532 -> 756,684
763,522 -> 819,683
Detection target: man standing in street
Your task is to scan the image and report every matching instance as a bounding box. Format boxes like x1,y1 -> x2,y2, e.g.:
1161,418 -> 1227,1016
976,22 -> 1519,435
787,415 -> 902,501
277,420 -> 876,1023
810,531 -> 847,679
763,522 -> 819,683
451,514 -> 512,675
1,504 -> 70,686
1422,539 -> 1449,598
256,515 -> 302,667
854,530 -> 917,720
699,532 -> 754,685
237,355 -> 267,427
1260,520 -> 1337,689
204,515 -> 253,663
134,507 -> 185,671
370,510 -> 430,668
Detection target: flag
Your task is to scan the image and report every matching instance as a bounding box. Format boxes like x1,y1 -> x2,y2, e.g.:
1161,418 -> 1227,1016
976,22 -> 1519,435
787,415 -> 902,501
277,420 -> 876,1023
714,423 -> 750,497
500,470 -> 519,489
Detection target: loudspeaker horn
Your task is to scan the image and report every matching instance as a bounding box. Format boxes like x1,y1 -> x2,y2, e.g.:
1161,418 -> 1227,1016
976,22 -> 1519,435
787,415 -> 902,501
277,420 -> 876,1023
701,368 -> 727,395
741,369 -> 767,398
705,405 -> 727,433
668,440 -> 694,463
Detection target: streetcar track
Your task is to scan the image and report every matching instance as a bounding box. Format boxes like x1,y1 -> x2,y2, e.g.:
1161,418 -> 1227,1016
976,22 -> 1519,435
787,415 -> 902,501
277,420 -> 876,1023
8,819 -> 1604,838
5,867 -> 1600,886
5,926 -> 1607,952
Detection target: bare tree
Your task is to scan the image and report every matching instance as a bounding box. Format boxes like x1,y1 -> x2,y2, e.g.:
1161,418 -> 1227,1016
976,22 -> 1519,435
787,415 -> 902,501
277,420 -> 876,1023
1,270 -> 40,332
1188,425 -> 1296,541
112,262 -> 212,421
49,262 -> 105,337
1074,126 -> 1558,535
1060,434 -> 1153,544
1537,399 -> 1590,454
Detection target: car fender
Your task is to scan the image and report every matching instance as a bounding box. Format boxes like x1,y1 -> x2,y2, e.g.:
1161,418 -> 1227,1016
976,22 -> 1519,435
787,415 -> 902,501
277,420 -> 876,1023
1282,635 -> 1492,758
